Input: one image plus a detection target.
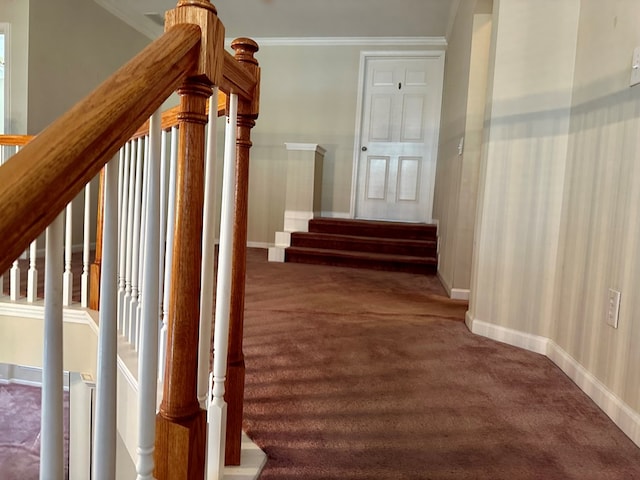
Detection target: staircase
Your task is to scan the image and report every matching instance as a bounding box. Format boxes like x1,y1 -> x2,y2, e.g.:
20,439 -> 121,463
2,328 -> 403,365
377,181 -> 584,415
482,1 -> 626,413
285,218 -> 438,274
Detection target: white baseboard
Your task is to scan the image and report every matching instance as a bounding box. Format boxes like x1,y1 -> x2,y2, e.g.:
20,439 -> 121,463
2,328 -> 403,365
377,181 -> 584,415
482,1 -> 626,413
451,288 -> 470,301
437,272 -> 470,301
467,317 -> 549,355
0,363 -> 70,389
247,241 -> 272,250
466,314 -> 640,448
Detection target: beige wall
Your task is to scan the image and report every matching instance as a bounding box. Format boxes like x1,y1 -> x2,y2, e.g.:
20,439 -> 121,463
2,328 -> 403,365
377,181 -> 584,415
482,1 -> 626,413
469,0 -> 580,337
0,0 -> 29,133
0,315 -> 97,377
27,0 -> 149,133
25,0 -> 150,247
553,0 -> 640,413
433,0 -> 492,295
247,42 -> 441,245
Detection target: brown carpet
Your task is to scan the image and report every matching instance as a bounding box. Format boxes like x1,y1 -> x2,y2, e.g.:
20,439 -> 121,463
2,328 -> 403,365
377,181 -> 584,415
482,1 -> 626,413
241,249 -> 640,479
0,384 -> 69,480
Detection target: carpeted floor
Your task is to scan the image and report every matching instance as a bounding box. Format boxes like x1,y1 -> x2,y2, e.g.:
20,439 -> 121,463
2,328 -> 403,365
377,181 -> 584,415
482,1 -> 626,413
241,249 -> 640,479
0,384 -> 69,480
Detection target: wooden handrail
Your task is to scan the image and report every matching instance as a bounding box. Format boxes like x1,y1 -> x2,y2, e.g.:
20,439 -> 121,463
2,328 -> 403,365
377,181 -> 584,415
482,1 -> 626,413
0,24 -> 201,274
0,135 -> 35,146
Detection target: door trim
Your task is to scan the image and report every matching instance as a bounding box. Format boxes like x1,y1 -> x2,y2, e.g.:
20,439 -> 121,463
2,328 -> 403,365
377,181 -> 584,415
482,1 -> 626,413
349,50 -> 446,221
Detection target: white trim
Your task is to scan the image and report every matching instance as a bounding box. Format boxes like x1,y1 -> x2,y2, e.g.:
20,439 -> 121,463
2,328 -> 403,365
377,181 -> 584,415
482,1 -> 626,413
285,143 -> 327,155
0,364 -> 71,389
465,314 -> 640,448
226,37 -> 447,48
320,211 -> 351,219
451,288 -> 470,301
247,241 -> 272,250
0,302 -> 92,325
437,271 -> 470,301
350,50 -> 446,220
466,316 -> 549,355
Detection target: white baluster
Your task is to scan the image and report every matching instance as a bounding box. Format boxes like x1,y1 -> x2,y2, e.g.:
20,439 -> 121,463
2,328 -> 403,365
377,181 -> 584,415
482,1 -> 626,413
0,147 -> 6,296
92,154 -> 119,480
159,126 -> 178,382
207,93 -> 238,479
81,180 -> 92,307
123,140 -> 137,338
129,138 -> 144,345
136,110 -> 161,480
40,212 -> 64,480
9,257 -> 20,301
157,129 -> 168,351
136,136 -> 150,351
62,202 -> 73,306
27,240 -> 38,302
118,142 -> 132,333
198,88 -> 219,407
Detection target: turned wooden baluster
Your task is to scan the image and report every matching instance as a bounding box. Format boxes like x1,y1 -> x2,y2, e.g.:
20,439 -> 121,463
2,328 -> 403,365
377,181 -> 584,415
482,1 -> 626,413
89,170 -> 105,310
155,2 -> 224,479
225,37 -> 260,466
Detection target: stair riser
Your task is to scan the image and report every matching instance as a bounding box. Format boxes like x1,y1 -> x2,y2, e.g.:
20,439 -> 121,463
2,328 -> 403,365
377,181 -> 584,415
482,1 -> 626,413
285,251 -> 437,275
290,235 -> 436,257
309,222 -> 436,241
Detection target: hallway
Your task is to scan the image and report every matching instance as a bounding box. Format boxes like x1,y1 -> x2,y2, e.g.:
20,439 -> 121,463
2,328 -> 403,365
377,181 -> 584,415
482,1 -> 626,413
241,249 -> 640,479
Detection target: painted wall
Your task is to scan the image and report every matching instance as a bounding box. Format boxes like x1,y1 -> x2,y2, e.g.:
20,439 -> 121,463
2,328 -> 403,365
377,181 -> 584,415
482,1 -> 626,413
433,0 -> 492,296
25,0 -> 150,248
0,315 -> 97,377
468,0 -> 580,338
0,0 -> 29,133
26,0 -> 150,133
553,0 -> 640,414
247,42 -> 442,245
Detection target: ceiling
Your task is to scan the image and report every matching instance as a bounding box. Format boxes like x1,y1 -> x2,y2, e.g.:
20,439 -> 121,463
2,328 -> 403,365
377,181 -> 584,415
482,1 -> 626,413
96,0 -> 460,41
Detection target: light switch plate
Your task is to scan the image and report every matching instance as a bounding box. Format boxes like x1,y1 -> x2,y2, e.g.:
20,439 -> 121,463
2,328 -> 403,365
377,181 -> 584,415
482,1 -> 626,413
607,288 -> 621,329
630,46 -> 640,87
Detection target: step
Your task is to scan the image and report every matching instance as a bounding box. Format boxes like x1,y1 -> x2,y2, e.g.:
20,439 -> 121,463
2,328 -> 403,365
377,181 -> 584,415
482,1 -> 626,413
285,247 -> 437,274
290,232 -> 437,257
308,218 -> 437,241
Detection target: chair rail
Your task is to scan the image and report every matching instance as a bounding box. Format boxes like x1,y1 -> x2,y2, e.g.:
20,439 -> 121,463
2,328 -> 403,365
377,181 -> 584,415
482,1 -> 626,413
0,23 -> 201,273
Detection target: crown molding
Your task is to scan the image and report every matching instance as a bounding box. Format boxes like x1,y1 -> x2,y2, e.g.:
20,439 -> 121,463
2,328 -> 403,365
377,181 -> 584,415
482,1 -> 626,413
226,37 -> 447,48
93,0 -> 162,40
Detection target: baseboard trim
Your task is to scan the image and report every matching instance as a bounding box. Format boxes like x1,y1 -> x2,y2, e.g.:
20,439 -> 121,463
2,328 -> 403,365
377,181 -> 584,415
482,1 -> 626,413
247,241 -> 272,250
451,288 -> 470,301
467,317 -> 549,355
437,272 -> 470,301
466,314 -> 640,447
0,364 -> 70,389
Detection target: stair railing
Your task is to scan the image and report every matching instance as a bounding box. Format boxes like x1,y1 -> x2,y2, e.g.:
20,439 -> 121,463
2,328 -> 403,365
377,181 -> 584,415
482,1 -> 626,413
0,1 -> 259,478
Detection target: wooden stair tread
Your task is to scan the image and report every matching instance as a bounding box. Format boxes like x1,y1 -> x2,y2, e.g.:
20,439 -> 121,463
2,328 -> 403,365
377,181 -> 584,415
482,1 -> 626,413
308,218 -> 436,240
291,231 -> 436,247
286,246 -> 437,264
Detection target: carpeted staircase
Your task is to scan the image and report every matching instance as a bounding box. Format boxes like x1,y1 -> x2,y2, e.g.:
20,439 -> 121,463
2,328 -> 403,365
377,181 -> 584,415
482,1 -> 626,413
285,217 -> 438,274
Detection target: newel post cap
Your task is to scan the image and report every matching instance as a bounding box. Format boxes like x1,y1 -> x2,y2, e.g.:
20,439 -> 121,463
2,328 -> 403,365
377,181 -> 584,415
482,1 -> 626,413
165,0 -> 225,85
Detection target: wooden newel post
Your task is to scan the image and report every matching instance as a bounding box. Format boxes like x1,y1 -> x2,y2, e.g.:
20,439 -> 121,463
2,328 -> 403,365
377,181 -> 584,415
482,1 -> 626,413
225,37 -> 260,466
155,1 -> 224,479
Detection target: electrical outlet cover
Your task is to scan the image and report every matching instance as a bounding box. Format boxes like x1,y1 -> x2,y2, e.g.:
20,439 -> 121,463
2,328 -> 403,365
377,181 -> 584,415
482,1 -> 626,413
630,46 -> 640,87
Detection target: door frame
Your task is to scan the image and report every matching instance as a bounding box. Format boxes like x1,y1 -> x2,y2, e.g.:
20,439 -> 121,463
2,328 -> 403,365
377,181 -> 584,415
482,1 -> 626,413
349,50 -> 446,222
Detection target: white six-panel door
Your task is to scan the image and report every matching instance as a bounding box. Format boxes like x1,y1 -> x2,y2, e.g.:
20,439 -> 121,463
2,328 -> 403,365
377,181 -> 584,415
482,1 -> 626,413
355,54 -> 444,223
